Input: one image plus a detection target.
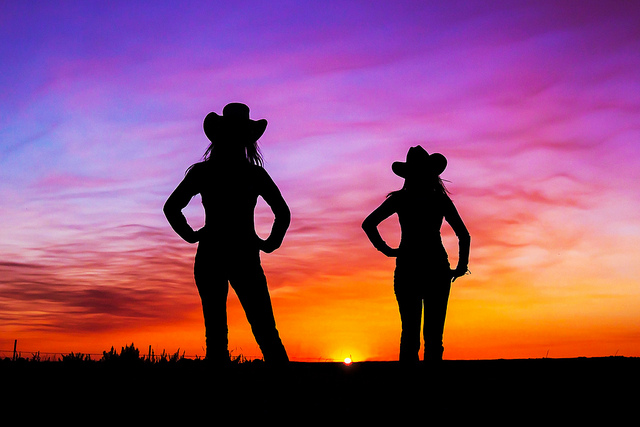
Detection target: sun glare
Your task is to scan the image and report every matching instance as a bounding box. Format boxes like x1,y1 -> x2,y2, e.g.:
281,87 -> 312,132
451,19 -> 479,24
344,357 -> 352,365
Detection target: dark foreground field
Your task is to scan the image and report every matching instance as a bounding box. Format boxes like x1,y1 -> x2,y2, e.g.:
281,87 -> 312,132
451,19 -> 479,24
3,357 -> 638,422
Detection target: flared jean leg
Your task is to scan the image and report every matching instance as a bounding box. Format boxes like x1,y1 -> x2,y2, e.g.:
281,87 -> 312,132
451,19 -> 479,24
396,291 -> 423,363
231,263 -> 288,364
194,264 -> 231,364
423,280 -> 451,361
395,257 -> 452,363
194,242 -> 287,365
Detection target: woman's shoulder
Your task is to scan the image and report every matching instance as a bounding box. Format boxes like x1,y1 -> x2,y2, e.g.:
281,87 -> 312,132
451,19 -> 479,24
248,163 -> 272,179
436,192 -> 458,214
182,162 -> 207,185
436,191 -> 453,202
385,189 -> 405,204
248,162 -> 266,173
387,189 -> 402,198
186,160 -> 207,175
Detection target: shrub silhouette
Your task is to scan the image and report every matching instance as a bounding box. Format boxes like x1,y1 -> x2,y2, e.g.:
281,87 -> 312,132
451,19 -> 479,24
4,343 -> 251,365
62,352 -> 91,363
101,343 -> 141,364
155,348 -> 185,364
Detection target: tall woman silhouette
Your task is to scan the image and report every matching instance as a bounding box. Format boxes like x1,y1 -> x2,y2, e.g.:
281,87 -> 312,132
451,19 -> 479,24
362,146 -> 470,363
164,103 -> 290,364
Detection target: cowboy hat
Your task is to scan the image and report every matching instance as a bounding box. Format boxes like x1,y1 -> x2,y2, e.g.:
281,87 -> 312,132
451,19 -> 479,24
203,103 -> 268,142
392,145 -> 447,178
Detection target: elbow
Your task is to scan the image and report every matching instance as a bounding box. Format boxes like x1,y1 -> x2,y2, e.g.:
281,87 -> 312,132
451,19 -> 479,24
362,217 -> 374,234
459,233 -> 471,250
163,199 -> 174,219
460,233 -> 471,245
276,204 -> 291,226
282,204 -> 291,222
456,225 -> 470,242
283,209 -> 291,228
362,219 -> 376,236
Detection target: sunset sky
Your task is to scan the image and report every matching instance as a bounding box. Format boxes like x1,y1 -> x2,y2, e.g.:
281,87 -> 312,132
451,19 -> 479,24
2,1 -> 639,361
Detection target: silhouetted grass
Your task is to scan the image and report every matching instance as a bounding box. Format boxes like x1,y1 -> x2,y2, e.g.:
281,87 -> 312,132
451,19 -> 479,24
3,343 -> 253,365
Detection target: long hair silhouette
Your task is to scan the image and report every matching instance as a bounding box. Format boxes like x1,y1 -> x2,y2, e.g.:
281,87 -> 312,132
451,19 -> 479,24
164,103 -> 290,364
363,145 -> 470,363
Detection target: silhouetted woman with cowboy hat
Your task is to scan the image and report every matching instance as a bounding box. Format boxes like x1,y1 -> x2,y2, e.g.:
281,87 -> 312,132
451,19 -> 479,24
164,103 -> 289,364
362,145 -> 470,363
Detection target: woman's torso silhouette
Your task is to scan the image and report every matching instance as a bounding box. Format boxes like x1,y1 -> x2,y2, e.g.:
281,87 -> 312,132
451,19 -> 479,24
367,187 -> 468,269
187,159 -> 270,253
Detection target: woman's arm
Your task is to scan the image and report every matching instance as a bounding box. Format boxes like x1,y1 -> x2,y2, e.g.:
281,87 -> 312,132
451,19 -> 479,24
163,168 -> 200,244
362,196 -> 399,257
259,170 -> 291,253
444,197 -> 470,281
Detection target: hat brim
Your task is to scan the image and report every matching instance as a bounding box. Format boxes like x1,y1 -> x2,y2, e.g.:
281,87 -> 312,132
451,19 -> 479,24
204,113 -> 267,142
392,161 -> 408,178
392,154 -> 447,178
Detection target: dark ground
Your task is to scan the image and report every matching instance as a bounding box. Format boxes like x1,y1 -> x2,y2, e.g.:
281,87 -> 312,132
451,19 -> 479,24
3,357 -> 637,422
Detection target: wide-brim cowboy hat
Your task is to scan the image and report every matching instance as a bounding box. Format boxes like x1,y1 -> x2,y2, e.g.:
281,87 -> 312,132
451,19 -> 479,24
392,145 -> 447,178
203,102 -> 268,142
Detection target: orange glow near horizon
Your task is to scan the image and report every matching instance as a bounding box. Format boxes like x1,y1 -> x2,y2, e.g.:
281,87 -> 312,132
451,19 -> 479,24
5,269 -> 638,362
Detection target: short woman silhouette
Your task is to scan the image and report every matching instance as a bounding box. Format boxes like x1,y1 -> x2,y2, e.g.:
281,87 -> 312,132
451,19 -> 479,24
362,146 -> 470,363
164,103 -> 290,364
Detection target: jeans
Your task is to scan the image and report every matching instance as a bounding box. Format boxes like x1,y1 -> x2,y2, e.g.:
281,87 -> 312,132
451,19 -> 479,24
394,257 -> 452,363
194,244 -> 288,364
